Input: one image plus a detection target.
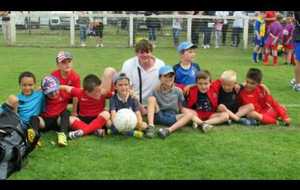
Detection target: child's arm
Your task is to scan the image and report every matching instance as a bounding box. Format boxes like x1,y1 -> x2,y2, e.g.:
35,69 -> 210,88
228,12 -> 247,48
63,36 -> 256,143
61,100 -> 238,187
135,111 -> 146,130
60,85 -> 73,94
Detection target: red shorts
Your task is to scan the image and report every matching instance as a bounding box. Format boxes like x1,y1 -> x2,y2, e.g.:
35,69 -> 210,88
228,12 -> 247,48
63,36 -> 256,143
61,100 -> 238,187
283,44 -> 294,50
264,44 -> 278,50
197,111 -> 214,121
261,107 -> 278,119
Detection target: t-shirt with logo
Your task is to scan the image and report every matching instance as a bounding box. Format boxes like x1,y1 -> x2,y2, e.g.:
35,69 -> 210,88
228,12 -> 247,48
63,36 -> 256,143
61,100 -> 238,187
51,69 -> 81,99
173,62 -> 200,87
41,91 -> 71,118
71,88 -> 112,117
194,92 -> 212,112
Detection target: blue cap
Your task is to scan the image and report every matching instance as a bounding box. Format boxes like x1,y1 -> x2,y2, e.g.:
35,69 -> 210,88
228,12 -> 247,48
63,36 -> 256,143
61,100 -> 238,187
41,75 -> 60,95
159,65 -> 174,76
177,41 -> 197,53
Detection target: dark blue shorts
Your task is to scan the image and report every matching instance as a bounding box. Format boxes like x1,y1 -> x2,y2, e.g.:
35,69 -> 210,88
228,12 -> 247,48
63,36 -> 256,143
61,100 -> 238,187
255,37 -> 265,47
295,42 -> 300,62
154,110 -> 177,126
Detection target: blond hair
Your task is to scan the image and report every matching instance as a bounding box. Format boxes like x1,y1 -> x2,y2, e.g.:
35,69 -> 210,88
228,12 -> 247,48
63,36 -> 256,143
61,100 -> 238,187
220,70 -> 237,82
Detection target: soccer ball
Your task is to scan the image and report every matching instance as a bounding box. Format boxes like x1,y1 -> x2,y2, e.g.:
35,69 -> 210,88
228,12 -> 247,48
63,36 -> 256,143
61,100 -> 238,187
113,108 -> 137,133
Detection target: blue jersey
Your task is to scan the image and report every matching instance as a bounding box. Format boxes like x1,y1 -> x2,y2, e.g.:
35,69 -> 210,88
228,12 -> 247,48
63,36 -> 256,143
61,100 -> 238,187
17,90 -> 45,125
173,62 -> 200,86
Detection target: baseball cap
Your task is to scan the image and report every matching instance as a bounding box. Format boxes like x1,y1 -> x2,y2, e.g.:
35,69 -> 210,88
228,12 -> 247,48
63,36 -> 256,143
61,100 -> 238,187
177,41 -> 197,53
264,11 -> 276,21
159,65 -> 175,76
113,72 -> 130,85
41,75 -> 60,95
56,51 -> 73,63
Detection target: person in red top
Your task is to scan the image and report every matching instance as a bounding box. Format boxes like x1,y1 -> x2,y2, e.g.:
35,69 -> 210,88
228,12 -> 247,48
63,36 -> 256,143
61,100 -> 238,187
39,75 -> 70,147
238,68 -> 291,126
60,74 -> 111,139
185,70 -> 229,133
51,51 -> 81,116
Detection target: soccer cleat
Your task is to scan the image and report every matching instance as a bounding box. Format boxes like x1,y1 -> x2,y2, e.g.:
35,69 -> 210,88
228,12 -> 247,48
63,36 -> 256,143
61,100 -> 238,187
157,128 -> 170,139
293,84 -> 300,92
133,130 -> 144,138
200,123 -> 213,133
57,132 -> 68,147
68,130 -> 84,140
27,128 -> 42,147
144,125 -> 156,138
289,78 -> 296,87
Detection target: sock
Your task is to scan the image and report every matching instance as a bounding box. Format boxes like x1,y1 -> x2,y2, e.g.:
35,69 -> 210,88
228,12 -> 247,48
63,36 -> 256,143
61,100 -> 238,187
273,56 -> 278,65
258,53 -> 263,61
263,53 -> 269,64
261,114 -> 277,124
59,111 -> 70,135
71,119 -> 88,131
252,52 -> 258,62
83,116 -> 107,135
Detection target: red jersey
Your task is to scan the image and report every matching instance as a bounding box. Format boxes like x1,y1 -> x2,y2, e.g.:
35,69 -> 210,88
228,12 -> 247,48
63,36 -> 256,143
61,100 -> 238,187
42,91 -> 70,118
52,69 -> 81,99
238,85 -> 270,113
186,85 -> 219,119
70,88 -> 112,117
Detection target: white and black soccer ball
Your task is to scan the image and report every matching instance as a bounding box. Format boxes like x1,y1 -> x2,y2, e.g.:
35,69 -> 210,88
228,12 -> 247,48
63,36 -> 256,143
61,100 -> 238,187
113,108 -> 137,133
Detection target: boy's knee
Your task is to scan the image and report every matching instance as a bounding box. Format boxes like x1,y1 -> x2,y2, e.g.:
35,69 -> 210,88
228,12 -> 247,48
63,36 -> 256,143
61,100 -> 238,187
148,96 -> 156,104
69,116 -> 79,125
103,67 -> 117,77
99,111 -> 110,120
218,104 -> 227,112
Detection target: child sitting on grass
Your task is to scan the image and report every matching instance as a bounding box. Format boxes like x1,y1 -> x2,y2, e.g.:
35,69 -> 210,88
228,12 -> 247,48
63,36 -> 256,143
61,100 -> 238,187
238,68 -> 291,126
146,65 -> 194,139
60,74 -> 111,139
185,70 -> 230,133
106,73 -> 147,138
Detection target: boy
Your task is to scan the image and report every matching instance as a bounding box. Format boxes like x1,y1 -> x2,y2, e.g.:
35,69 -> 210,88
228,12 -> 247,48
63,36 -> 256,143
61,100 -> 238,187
51,51 -> 80,116
60,74 -> 111,139
281,17 -> 295,65
39,75 -> 71,147
238,68 -> 291,126
173,41 -> 200,94
263,14 -> 283,65
146,65 -> 194,139
108,73 -> 146,138
252,11 -> 266,63
17,71 -> 44,145
185,70 -> 229,133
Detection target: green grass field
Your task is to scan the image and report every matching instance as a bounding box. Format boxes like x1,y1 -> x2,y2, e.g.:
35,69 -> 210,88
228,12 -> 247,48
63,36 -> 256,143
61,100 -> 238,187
1,45 -> 300,179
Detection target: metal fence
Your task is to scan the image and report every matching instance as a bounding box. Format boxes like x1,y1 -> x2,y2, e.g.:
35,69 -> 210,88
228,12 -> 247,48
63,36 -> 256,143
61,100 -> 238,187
0,11 -> 257,49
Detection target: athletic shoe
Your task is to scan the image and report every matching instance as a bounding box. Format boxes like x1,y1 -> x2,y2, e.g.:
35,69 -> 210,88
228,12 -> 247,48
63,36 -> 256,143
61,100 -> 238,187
289,78 -> 296,87
200,123 -> 214,133
293,84 -> 300,92
68,129 -> 84,140
157,128 -> 170,139
239,118 -> 258,126
57,132 -> 68,146
144,125 -> 155,138
133,130 -> 144,138
27,128 -> 42,147
192,121 -> 198,129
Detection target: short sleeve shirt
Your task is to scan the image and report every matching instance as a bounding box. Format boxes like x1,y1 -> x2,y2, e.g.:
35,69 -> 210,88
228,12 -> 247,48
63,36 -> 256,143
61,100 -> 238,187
109,94 -> 140,112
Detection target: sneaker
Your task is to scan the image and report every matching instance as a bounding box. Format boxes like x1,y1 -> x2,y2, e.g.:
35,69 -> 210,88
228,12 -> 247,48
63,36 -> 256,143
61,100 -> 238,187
94,128 -> 105,137
192,121 -> 198,129
96,44 -> 100,48
289,79 -> 295,87
57,132 -> 68,147
239,118 -> 258,126
200,123 -> 213,133
100,43 -> 104,47
80,43 -> 86,47
27,128 -> 42,147
68,129 -> 84,140
144,125 -> 155,138
133,130 -> 144,138
293,84 -> 300,92
158,128 -> 170,139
